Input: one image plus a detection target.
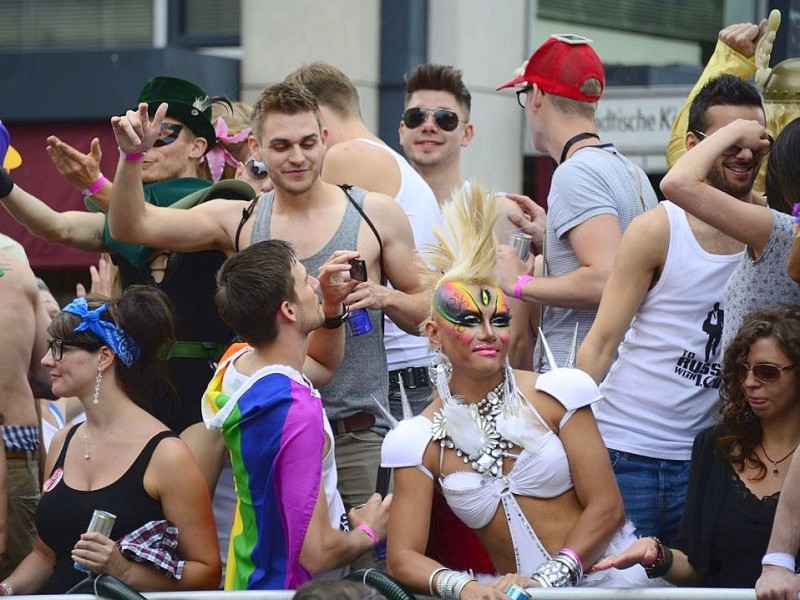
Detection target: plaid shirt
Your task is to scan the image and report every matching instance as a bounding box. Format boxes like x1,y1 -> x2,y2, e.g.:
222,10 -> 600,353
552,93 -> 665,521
116,520 -> 185,580
2,425 -> 39,451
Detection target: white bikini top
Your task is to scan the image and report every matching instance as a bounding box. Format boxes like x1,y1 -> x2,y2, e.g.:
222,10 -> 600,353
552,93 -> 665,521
381,369 -> 601,530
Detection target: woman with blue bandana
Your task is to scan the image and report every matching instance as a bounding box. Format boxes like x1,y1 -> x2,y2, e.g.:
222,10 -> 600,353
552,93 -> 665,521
0,286 -> 221,595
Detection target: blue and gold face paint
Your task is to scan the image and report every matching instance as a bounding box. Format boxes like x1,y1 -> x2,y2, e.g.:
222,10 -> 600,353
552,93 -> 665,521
433,281 -> 511,346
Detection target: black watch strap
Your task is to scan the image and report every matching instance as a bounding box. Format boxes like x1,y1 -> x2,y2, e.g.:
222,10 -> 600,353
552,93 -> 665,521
321,305 -> 347,329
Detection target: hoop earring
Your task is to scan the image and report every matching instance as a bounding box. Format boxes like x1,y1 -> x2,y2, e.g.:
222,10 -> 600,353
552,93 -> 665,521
427,348 -> 453,387
93,370 -> 102,405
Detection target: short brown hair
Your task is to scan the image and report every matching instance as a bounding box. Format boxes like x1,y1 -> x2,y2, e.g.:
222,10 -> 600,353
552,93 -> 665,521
547,78 -> 602,118
250,83 -> 321,141
405,64 -> 471,118
284,62 -> 360,118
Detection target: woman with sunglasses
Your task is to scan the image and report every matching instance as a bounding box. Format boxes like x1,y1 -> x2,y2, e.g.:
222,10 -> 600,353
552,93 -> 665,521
0,285 -> 220,595
660,116 -> 800,352
594,305 -> 800,587
382,186 -> 660,600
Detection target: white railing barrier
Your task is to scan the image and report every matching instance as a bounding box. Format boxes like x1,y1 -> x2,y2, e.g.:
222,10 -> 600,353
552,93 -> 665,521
15,589 -> 758,600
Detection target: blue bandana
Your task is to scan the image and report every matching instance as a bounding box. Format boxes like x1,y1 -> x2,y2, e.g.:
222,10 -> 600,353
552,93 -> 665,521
62,298 -> 140,368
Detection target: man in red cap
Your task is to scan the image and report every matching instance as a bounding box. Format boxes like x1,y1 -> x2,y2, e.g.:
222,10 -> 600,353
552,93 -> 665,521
495,34 -> 658,370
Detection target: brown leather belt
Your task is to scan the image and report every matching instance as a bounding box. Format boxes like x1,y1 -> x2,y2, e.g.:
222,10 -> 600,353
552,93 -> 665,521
329,411 -> 375,435
5,449 -> 37,460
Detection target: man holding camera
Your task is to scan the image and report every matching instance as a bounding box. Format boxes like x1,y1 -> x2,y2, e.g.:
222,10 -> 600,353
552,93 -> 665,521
106,82 -> 428,568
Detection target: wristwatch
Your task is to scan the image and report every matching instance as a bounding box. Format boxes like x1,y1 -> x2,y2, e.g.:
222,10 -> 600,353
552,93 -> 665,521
321,304 -> 347,329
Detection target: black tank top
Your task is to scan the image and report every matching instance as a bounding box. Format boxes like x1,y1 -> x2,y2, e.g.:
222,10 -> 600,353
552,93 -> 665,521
35,425 -> 177,593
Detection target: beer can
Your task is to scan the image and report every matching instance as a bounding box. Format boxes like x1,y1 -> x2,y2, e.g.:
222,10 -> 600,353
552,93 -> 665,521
74,509 -> 116,573
506,584 -> 532,600
508,231 -> 532,262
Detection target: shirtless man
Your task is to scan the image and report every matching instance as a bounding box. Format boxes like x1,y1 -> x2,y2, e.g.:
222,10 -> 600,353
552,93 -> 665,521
0,246 -> 51,578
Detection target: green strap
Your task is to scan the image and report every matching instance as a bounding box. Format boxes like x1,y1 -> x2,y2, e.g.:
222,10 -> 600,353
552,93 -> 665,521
169,341 -> 228,361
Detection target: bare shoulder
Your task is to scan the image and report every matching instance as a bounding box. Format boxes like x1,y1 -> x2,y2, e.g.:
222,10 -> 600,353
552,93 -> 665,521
323,141 -> 401,196
621,204 -> 670,258
361,190 -> 406,222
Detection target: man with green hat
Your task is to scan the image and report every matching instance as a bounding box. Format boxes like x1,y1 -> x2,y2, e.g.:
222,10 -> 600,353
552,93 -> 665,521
0,76 -> 254,434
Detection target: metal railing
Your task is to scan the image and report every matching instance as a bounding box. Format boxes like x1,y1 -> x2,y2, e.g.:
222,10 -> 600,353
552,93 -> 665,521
17,589 -> 758,600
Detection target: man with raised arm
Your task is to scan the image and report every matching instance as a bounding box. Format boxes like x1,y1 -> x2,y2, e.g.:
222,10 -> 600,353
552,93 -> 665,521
576,75 -> 767,544
107,82 -> 427,554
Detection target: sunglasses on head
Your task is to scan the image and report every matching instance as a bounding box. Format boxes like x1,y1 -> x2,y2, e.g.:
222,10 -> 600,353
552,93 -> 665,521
692,130 -> 773,158
402,107 -> 461,132
736,362 -> 794,383
153,123 -> 185,148
245,159 -> 268,180
46,338 -> 102,361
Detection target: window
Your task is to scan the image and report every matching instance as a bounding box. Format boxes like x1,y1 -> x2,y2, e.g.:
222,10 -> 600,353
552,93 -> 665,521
0,0 -> 153,50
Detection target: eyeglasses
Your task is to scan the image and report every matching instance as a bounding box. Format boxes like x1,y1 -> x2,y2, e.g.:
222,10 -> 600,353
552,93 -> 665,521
245,159 -> 268,180
153,123 -> 185,148
736,362 -> 795,383
692,130 -> 773,158
516,86 -> 533,109
402,107 -> 461,132
46,339 -> 102,361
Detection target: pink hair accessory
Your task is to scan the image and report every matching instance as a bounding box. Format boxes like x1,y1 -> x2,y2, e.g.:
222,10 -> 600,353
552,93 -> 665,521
202,116 -> 252,182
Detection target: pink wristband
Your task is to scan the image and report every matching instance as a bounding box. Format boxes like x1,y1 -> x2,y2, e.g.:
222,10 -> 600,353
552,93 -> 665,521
356,524 -> 380,548
558,547 -> 584,573
119,148 -> 145,161
513,274 -> 533,300
82,174 -> 107,196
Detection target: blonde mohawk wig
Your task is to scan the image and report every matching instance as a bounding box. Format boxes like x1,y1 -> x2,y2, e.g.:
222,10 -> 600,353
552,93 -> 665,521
419,181 -> 500,294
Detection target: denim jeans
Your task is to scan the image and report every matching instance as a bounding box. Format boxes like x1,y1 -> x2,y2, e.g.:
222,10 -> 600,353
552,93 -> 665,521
607,449 -> 691,546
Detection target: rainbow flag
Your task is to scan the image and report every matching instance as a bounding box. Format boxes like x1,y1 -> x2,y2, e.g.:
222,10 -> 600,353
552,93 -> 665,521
202,350 -> 324,590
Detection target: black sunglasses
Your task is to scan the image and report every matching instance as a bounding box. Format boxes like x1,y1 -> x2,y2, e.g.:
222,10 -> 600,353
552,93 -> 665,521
153,123 -> 185,148
402,107 -> 461,132
245,159 -> 268,180
46,339 -> 102,361
736,362 -> 794,383
692,130 -> 773,158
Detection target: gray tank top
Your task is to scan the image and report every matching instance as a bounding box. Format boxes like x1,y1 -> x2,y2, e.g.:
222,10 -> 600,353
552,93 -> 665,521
250,186 -> 389,432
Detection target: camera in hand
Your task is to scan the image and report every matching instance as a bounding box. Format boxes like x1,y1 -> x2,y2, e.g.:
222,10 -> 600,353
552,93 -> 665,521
347,259 -> 372,336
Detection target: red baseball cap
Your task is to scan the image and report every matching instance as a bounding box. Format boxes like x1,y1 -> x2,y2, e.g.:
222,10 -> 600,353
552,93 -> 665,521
497,34 -> 605,102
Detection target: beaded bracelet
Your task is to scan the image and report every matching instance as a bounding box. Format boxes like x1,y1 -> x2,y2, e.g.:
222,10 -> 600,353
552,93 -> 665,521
645,537 -> 674,579
793,203 -> 800,238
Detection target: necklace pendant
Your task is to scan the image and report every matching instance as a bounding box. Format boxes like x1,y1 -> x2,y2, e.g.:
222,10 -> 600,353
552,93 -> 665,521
84,453 -> 90,460
773,466 -> 779,476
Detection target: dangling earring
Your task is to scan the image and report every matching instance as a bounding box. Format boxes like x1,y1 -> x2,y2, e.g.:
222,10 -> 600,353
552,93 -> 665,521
427,348 -> 453,387
92,370 -> 102,405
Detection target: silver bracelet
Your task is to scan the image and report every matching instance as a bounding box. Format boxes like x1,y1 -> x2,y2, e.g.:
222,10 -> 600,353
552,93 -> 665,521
531,557 -> 575,587
553,549 -> 583,585
429,567 -> 449,597
436,570 -> 475,600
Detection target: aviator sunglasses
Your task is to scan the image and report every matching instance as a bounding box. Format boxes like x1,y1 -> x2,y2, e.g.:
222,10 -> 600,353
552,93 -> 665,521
402,107 -> 461,132
46,339 -> 102,361
736,362 -> 795,383
153,123 -> 185,147
245,158 -> 268,180
692,130 -> 773,158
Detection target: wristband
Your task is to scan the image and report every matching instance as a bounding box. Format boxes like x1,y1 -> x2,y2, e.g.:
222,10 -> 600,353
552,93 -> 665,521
0,581 -> 12,596
321,304 -> 347,329
81,174 -> 108,196
762,552 -> 796,572
0,168 -> 13,199
557,547 -> 585,575
355,523 -> 380,548
513,274 -> 533,300
119,148 -> 145,161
